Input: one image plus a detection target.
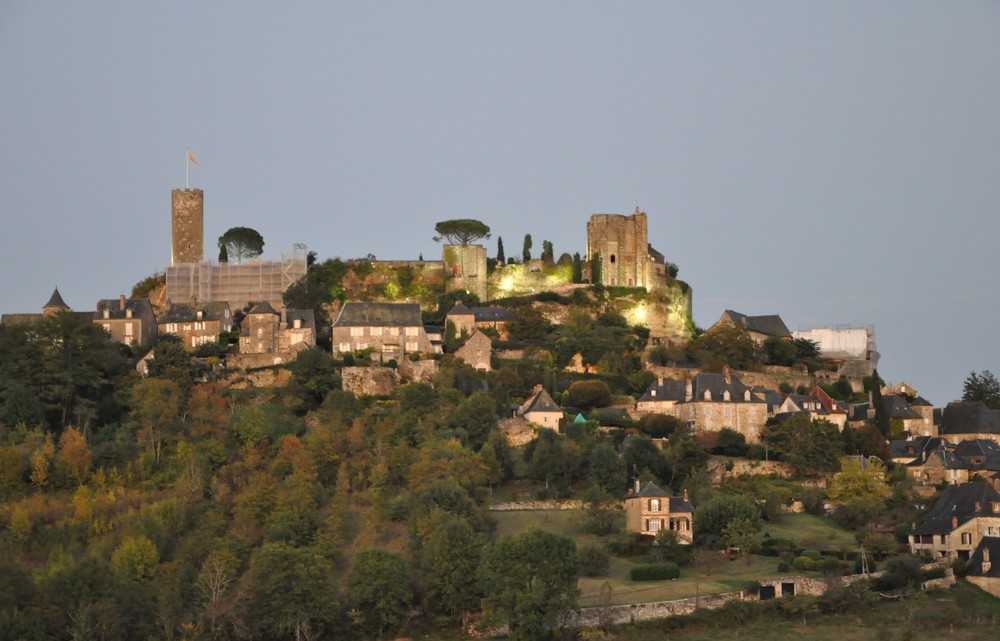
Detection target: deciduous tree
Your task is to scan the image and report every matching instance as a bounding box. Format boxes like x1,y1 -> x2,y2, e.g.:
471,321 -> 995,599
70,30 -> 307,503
347,548 -> 412,637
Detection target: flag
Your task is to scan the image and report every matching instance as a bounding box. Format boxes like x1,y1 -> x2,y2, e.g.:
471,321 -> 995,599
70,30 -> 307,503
187,152 -> 198,165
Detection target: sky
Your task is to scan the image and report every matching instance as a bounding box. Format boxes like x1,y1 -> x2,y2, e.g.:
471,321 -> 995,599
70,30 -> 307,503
2,2 -> 999,406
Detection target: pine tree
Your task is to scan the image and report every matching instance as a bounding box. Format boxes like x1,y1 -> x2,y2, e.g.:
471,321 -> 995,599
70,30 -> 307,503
522,234 -> 532,262
497,237 -> 505,264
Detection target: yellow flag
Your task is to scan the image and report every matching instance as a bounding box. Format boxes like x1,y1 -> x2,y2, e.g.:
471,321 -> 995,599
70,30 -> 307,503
187,152 -> 198,165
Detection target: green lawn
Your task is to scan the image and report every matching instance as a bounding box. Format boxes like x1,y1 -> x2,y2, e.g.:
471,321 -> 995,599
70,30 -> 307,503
760,512 -> 858,552
492,509 -> 587,539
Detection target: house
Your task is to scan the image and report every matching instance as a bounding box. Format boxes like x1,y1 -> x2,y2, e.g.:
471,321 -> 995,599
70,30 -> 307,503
331,302 -> 433,360
709,310 -> 791,343
94,295 -> 157,347
881,394 -> 927,437
635,368 -> 769,442
773,387 -> 848,429
454,330 -> 492,372
239,302 -> 317,355
908,481 -> 1000,560
624,480 -> 693,543
446,302 -> 517,339
158,301 -> 233,350
890,435 -> 947,466
938,401 -> 1000,446
965,537 -> 1000,598
518,384 -> 563,429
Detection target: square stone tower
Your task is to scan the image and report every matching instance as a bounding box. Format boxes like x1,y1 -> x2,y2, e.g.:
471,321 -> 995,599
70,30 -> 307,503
586,209 -> 650,289
171,189 -> 204,265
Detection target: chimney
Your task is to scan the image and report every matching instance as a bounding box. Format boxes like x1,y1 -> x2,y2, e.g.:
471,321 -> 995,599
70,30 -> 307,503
119,294 -> 126,311
985,547 -> 992,572
634,478 -> 641,494
952,517 -> 958,529
685,377 -> 693,402
723,365 -> 731,384
658,376 -> 664,386
683,488 -> 689,502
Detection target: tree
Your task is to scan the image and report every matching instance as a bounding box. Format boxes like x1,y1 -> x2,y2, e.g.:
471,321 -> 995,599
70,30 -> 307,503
828,455 -> 890,528
217,226 -> 265,263
760,415 -> 843,477
571,253 -> 583,283
963,370 -> 1000,409
347,548 -> 412,638
693,493 -> 762,542
497,236 -> 505,264
722,516 -> 761,564
590,254 -> 601,284
417,511 -> 483,621
563,380 -> 612,411
433,219 -> 491,245
111,535 -> 159,582
244,542 -> 336,641
129,378 -> 184,465
541,240 -> 554,264
686,324 -> 760,372
589,442 -> 626,492
522,234 -> 532,262
479,528 -> 578,641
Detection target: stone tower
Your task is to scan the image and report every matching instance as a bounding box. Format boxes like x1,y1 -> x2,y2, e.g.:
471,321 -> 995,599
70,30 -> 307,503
171,188 -> 204,265
586,209 -> 650,289
442,244 -> 488,301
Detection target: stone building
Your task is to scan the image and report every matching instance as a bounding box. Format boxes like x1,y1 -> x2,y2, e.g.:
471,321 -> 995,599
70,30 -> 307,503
239,302 -> 316,355
517,384 -> 564,429
909,481 -> 1000,560
634,368 -> 770,442
939,401 -> 1000,445
454,330 -> 492,372
624,480 -> 694,542
586,209 -> 670,290
158,301 -> 233,350
171,188 -> 204,265
446,302 -> 517,339
331,302 -> 433,360
710,310 -> 791,343
95,295 -> 157,347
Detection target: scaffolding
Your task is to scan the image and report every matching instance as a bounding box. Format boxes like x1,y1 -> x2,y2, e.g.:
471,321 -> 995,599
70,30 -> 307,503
166,245 -> 307,312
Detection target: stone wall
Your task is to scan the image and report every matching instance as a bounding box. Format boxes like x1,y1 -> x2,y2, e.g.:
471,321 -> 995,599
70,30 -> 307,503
397,358 -> 439,383
489,500 -> 586,511
500,417 -> 536,446
443,244 -> 488,301
342,366 -> 399,396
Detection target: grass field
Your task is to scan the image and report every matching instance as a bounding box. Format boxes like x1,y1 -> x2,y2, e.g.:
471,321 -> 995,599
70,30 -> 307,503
760,512 -> 859,551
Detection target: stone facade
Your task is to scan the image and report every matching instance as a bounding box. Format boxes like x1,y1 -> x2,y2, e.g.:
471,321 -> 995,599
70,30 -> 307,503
94,296 -> 157,347
454,330 -> 492,372
171,189 -> 204,265
331,302 -> 434,360
158,301 -> 233,350
586,209 -> 671,290
624,481 -> 693,542
442,244 -> 487,300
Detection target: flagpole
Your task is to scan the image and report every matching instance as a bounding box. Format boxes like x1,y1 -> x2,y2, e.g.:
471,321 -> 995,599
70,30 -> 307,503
185,148 -> 190,189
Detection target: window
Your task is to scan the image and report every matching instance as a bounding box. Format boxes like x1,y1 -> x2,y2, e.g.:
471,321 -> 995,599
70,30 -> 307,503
166,323 -> 178,332
961,532 -> 972,545
405,341 -> 418,351
102,323 -> 110,332
646,519 -> 662,532
371,327 -> 383,336
405,327 -> 418,336
350,327 -> 364,337
339,343 -> 350,352
125,323 -> 133,336
389,327 -> 399,336
649,499 -> 661,512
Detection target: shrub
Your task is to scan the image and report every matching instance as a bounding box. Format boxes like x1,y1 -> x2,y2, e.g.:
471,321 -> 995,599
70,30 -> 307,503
801,549 -> 823,561
792,556 -> 816,571
821,557 -> 843,575
630,562 -> 680,581
777,562 -> 790,572
607,531 -> 640,557
577,543 -> 611,577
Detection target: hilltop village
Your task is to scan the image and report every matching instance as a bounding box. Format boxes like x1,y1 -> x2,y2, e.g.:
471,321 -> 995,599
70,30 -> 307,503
1,186 -> 1000,641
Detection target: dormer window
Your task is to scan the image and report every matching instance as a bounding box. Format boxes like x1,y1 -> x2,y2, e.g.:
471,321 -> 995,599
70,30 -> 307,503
125,309 -> 132,319
196,310 -> 203,321
293,318 -> 301,329
651,390 -> 656,397
103,309 -> 110,319
703,390 -> 712,401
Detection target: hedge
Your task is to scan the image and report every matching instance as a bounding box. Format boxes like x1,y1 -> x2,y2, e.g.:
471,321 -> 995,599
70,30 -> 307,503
630,562 -> 680,581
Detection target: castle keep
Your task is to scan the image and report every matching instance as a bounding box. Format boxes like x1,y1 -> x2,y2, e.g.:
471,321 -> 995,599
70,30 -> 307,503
586,209 -> 670,290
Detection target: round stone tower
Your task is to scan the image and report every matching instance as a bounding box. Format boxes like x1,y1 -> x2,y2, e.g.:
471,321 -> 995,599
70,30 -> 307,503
171,188 -> 204,265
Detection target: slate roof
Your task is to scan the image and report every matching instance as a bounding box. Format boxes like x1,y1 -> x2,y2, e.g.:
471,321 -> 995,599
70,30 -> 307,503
647,244 -> 665,264
951,439 -> 1000,472
881,394 -> 922,420
470,306 -> 517,323
910,396 -> 933,408
521,385 -> 562,415
939,401 -> 1000,436
890,436 -> 947,462
720,310 -> 791,339
95,298 -> 154,321
159,301 -> 231,323
44,288 -> 70,309
446,302 -> 474,316
966,537 -> 1000,578
911,481 -> 1000,536
333,302 -> 422,327
749,387 -> 783,412
637,373 -> 764,405
849,402 -> 873,422
284,309 -> 315,331
626,481 -> 694,513
248,301 -> 278,315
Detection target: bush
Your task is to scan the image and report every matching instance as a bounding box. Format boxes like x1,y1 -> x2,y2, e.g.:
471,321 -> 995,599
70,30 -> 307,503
821,557 -> 843,575
777,562 -> 790,572
607,531 -> 640,557
793,556 -> 816,571
408,353 -> 420,362
578,543 -> 611,577
801,549 -> 823,561
630,562 -> 680,581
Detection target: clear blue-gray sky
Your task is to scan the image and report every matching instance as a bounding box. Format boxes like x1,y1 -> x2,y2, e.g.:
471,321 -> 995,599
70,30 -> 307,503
2,3 -> 999,405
